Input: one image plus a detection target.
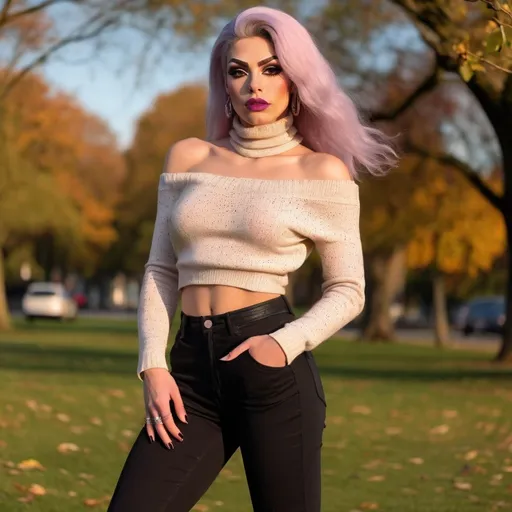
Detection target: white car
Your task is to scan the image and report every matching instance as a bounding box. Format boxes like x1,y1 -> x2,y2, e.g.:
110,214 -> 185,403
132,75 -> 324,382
21,282 -> 78,321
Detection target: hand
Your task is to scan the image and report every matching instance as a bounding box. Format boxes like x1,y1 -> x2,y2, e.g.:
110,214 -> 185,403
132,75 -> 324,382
142,368 -> 188,449
220,335 -> 288,368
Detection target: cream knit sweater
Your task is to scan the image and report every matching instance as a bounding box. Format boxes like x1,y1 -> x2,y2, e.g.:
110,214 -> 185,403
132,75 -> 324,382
137,171 -> 365,379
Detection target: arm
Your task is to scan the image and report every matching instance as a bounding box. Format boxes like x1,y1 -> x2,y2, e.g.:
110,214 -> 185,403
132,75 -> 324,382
268,196 -> 365,364
136,183 -> 179,380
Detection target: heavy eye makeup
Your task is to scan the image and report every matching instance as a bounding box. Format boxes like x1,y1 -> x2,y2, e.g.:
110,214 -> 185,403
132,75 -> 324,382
227,64 -> 283,78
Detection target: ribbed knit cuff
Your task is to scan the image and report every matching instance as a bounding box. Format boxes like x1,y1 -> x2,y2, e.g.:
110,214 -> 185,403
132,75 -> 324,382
137,352 -> 169,381
267,322 -> 307,365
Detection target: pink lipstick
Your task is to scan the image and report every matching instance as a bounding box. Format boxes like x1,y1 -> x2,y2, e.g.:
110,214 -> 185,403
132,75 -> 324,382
246,98 -> 270,112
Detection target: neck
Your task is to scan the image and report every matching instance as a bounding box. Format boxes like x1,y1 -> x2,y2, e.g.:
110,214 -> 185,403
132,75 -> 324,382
229,114 -> 303,158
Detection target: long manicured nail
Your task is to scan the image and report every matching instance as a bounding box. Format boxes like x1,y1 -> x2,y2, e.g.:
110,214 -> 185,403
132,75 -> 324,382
167,442 -> 174,450
184,415 -> 188,424
178,433 -> 184,441
149,436 -> 154,443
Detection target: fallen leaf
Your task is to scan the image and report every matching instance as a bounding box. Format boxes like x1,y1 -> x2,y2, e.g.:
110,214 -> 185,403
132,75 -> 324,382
40,404 -> 52,413
454,481 -> 472,491
360,502 -> 379,510
388,463 -> 403,470
70,426 -> 87,434
26,400 -> 39,411
90,417 -> 103,426
57,443 -> 80,454
502,466 -> 512,473
192,505 -> 209,511
28,484 -> 46,496
68,491 -> 77,497
214,501 -> 224,506
57,413 -> 71,423
385,427 -> 402,436
465,450 -> 478,461
401,488 -> 417,495
409,457 -> 424,465
8,469 -> 21,475
17,495 -> 35,503
79,473 -> 95,480
107,389 -> 125,398
362,459 -> 382,470
17,459 -> 45,471
352,405 -> 372,415
430,424 -> 450,435
121,429 -> 135,438
367,475 -> 386,482
84,495 -> 110,507
443,409 -> 458,419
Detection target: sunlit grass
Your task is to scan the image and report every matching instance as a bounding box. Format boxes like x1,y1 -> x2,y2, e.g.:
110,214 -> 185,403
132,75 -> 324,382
0,317 -> 511,511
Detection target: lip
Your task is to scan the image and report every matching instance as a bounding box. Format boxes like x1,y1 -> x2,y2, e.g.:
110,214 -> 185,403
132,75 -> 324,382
246,98 -> 270,111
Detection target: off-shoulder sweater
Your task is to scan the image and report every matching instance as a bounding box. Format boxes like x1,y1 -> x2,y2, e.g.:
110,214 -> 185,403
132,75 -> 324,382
137,171 -> 365,379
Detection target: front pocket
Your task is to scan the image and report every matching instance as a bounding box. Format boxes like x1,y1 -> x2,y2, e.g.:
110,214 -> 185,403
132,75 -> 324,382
304,351 -> 327,407
244,349 -> 289,372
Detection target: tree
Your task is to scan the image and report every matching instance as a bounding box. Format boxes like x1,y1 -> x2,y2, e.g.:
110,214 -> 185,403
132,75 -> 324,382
0,71 -> 124,328
111,84 -> 208,275
407,160 -> 505,346
385,0 -> 512,360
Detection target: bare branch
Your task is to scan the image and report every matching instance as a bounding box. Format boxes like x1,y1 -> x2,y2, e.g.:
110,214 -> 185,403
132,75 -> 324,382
0,0 -> 67,28
0,0 -> 14,26
0,13 -> 115,100
370,65 -> 440,121
467,51 -> 512,74
406,142 -> 504,212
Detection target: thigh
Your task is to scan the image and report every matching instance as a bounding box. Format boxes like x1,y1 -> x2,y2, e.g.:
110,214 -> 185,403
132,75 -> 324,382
235,351 -> 327,512
107,412 -> 238,512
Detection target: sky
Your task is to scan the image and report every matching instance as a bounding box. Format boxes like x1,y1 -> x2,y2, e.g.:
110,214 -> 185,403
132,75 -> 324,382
42,38 -> 211,150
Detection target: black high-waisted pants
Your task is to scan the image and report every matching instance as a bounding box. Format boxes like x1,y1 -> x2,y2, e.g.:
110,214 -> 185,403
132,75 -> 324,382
108,295 -> 327,512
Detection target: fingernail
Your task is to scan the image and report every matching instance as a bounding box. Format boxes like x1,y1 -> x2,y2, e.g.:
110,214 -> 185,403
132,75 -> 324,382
167,442 -> 174,450
184,415 -> 188,424
149,436 -> 154,443
178,432 -> 184,441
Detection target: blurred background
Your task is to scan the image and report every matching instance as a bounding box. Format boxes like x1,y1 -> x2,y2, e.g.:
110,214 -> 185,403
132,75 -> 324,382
0,1 -> 511,511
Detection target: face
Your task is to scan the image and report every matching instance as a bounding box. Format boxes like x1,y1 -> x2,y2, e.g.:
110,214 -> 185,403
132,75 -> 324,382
226,36 -> 293,127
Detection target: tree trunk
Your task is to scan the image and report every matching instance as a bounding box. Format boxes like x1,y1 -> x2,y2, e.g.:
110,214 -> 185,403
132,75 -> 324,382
495,211 -> 512,361
361,246 -> 406,341
495,121 -> 512,362
432,271 -> 450,348
0,246 -> 11,330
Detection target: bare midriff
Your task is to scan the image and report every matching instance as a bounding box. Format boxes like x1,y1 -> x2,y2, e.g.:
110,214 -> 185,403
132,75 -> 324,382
179,285 -> 280,316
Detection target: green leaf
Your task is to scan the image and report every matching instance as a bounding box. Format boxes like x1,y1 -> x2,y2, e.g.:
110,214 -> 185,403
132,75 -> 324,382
470,62 -> 486,72
459,61 -> 474,81
485,28 -> 504,53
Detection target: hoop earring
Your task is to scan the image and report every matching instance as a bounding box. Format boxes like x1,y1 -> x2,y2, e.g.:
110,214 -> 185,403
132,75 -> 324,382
225,97 -> 233,118
291,92 -> 301,116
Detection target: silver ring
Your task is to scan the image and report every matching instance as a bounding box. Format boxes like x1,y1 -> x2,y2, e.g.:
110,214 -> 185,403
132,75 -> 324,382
145,417 -> 152,424
152,416 -> 163,424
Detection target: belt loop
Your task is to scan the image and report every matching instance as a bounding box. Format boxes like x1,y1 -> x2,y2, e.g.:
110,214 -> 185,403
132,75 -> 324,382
281,294 -> 294,315
225,312 -> 235,336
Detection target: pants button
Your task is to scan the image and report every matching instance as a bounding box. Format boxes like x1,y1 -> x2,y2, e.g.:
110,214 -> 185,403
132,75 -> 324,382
204,319 -> 213,328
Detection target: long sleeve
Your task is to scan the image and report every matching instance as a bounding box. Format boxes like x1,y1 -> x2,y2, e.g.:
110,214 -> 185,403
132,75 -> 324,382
136,184 -> 179,380
268,197 -> 365,364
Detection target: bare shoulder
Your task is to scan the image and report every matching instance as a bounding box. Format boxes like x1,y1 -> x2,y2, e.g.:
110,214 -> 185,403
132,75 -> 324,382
301,152 -> 353,181
163,137 -> 210,174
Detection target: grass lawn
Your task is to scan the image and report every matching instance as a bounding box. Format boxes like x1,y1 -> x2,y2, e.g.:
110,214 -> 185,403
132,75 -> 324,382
0,317 -> 511,512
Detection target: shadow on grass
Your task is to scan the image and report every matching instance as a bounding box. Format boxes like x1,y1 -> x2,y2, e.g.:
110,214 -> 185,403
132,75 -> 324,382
13,318 -> 137,335
0,340 -> 511,382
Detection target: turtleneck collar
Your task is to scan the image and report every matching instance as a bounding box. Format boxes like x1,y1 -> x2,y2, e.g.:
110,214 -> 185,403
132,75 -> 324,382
228,114 -> 303,158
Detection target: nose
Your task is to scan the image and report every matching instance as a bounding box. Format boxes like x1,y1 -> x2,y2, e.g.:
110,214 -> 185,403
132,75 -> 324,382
247,72 -> 263,93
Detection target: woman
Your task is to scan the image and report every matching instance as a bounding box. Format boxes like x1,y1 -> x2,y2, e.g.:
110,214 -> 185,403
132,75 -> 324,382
108,6 -> 396,512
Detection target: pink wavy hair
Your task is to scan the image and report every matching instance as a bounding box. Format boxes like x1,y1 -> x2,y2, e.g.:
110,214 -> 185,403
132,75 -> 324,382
206,6 -> 397,180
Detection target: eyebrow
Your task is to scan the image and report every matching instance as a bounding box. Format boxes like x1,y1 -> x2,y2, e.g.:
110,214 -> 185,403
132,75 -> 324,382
228,55 -> 278,68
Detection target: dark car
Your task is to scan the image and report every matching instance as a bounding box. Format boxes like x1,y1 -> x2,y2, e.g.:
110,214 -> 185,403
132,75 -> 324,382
459,296 -> 505,336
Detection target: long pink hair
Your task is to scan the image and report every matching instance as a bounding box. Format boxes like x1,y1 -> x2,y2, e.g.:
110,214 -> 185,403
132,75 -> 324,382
206,6 -> 397,180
